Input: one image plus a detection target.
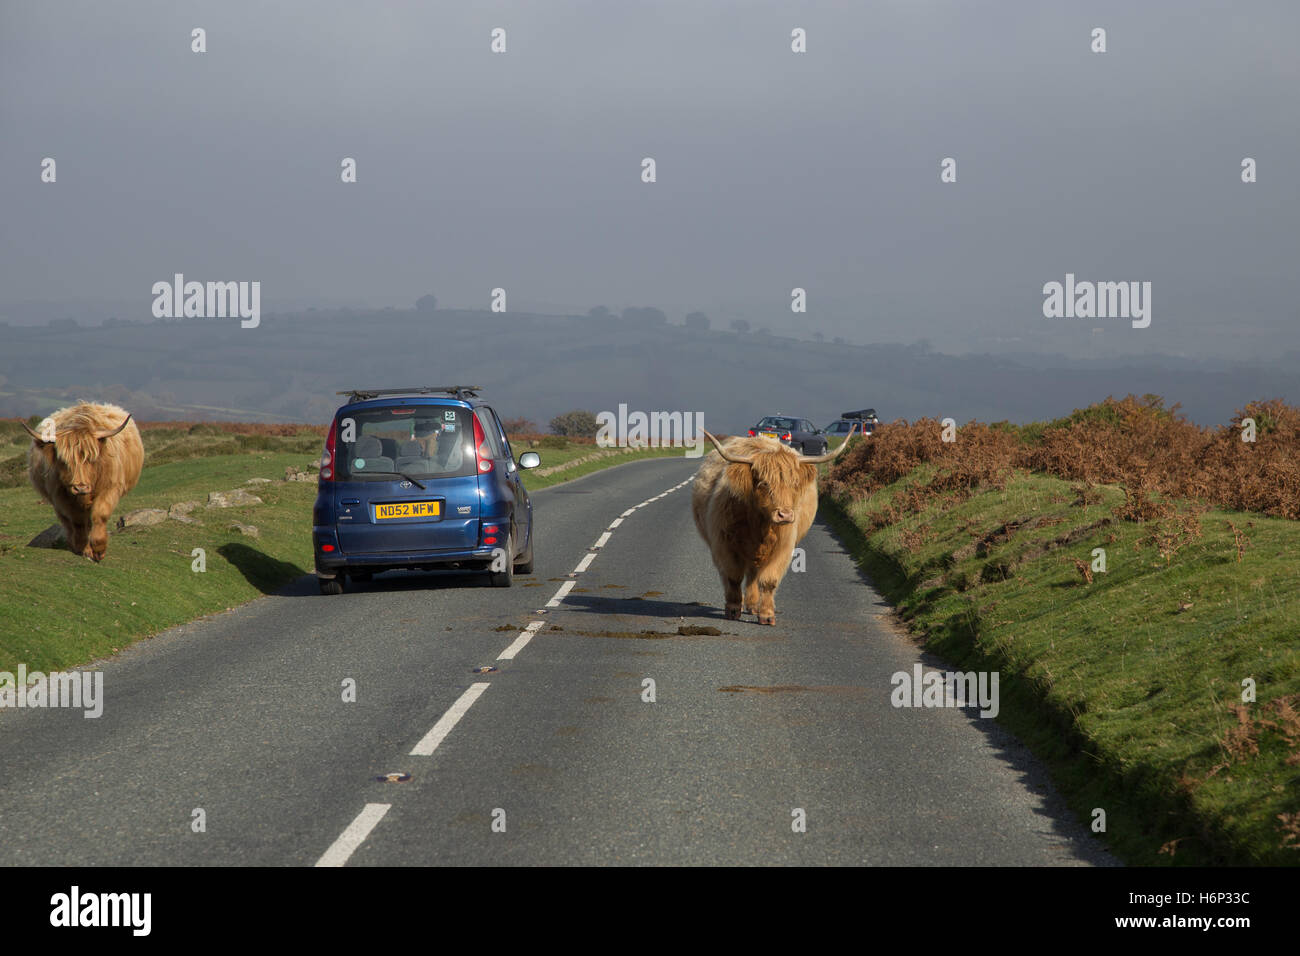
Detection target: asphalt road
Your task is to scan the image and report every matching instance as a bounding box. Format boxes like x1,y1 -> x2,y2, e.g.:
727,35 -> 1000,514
0,456 -> 1113,866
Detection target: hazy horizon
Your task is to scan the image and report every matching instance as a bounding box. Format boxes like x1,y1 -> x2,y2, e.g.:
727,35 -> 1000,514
3,1 -> 1298,365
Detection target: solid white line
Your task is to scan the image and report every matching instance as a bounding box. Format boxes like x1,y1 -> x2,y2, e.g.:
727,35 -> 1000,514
608,517 -> 623,528
546,580 -> 576,607
315,803 -> 391,867
593,531 -> 612,549
620,508 -> 635,517
410,683 -> 490,756
572,552 -> 596,574
498,620 -> 545,660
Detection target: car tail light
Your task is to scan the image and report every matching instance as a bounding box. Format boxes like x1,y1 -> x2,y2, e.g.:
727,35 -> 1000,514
320,544 -> 335,552
473,415 -> 493,474
781,432 -> 791,441
320,418 -> 337,481
747,429 -> 756,436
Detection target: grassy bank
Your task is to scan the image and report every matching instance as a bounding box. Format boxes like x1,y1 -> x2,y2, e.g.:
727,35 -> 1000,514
822,467 -> 1300,865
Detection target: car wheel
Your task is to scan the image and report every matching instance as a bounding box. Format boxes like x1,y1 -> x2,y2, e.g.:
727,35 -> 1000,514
319,577 -> 343,595
488,533 -> 514,588
514,525 -> 534,575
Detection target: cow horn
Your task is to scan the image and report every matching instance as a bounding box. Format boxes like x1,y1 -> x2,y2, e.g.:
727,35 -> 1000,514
94,413 -> 133,440
702,430 -> 754,464
797,423 -> 860,464
21,421 -> 47,443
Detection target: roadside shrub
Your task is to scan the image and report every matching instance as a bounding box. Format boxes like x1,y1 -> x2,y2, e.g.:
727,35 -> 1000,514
501,417 -> 538,435
549,409 -> 599,437
826,395 -> 1300,521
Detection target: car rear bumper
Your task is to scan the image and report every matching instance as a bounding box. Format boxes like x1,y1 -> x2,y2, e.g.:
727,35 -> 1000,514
313,527 -> 499,576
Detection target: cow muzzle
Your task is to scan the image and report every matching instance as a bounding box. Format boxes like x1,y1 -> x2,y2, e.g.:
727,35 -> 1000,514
773,509 -> 795,524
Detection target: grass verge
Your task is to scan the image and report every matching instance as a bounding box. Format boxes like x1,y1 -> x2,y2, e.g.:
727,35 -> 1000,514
821,468 -> 1300,865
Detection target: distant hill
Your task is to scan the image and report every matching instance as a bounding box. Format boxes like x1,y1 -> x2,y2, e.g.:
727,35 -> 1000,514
0,308 -> 1295,429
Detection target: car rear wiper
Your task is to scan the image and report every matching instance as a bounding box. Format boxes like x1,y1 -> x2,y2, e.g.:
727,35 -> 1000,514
356,470 -> 427,490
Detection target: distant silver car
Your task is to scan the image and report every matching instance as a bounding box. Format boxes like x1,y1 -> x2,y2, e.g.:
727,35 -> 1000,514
747,415 -> 828,455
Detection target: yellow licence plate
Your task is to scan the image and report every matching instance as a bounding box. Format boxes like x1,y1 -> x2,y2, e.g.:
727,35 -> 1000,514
375,501 -> 441,520
761,432 -> 778,439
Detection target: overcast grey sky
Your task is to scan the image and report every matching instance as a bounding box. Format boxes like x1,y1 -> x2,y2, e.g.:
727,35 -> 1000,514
2,0 -> 1297,359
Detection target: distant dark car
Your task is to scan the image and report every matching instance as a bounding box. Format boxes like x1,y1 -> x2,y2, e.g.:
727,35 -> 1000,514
747,415 -> 828,455
825,418 -> 877,438
312,385 -> 540,593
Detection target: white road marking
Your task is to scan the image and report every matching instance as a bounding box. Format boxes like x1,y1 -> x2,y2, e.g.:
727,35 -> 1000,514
572,552 -> 596,574
608,517 -> 623,528
410,683 -> 491,756
315,803 -> 391,867
593,531 -> 612,549
546,580 -> 576,607
498,620 -> 545,660
620,508 -> 635,517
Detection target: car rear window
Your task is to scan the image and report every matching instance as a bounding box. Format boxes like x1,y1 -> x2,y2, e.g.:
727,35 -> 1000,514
336,405 -> 476,480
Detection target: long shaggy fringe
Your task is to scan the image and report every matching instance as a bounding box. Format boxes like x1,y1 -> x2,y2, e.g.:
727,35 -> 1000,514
29,402 -> 144,497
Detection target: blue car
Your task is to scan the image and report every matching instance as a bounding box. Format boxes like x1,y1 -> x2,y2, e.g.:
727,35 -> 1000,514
312,386 -> 540,593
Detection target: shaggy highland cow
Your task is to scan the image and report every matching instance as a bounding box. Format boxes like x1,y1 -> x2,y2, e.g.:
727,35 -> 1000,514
692,426 -> 858,624
24,403 -> 144,562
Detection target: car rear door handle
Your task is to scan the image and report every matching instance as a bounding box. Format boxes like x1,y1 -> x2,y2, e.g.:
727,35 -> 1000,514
342,498 -> 360,505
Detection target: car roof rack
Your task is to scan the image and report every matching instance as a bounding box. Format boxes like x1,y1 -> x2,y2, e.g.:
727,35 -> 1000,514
338,385 -> 484,403
841,408 -> 877,420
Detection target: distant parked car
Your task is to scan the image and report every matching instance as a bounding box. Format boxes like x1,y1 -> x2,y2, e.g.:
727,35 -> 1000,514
747,415 -> 828,455
825,418 -> 877,438
312,385 -> 540,593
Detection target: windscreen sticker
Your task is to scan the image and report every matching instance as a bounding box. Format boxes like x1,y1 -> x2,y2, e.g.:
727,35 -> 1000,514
444,410 -> 456,421
354,458 -> 366,469
443,422 -> 456,432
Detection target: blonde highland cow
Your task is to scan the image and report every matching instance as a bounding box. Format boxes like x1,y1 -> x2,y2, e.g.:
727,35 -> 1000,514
24,403 -> 144,562
692,426 -> 858,625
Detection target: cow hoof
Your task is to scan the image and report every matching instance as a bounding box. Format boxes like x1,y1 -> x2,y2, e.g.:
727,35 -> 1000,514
757,616 -> 775,626
724,607 -> 742,620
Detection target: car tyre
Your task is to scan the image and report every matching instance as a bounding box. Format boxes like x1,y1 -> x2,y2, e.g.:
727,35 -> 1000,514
319,577 -> 343,595
514,525 -> 534,574
488,533 -> 514,588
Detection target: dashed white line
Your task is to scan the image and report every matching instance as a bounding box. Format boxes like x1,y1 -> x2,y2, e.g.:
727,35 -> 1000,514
410,682 -> 491,756
318,476 -> 699,867
315,803 -> 391,867
546,580 -> 576,607
498,620 -> 545,660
